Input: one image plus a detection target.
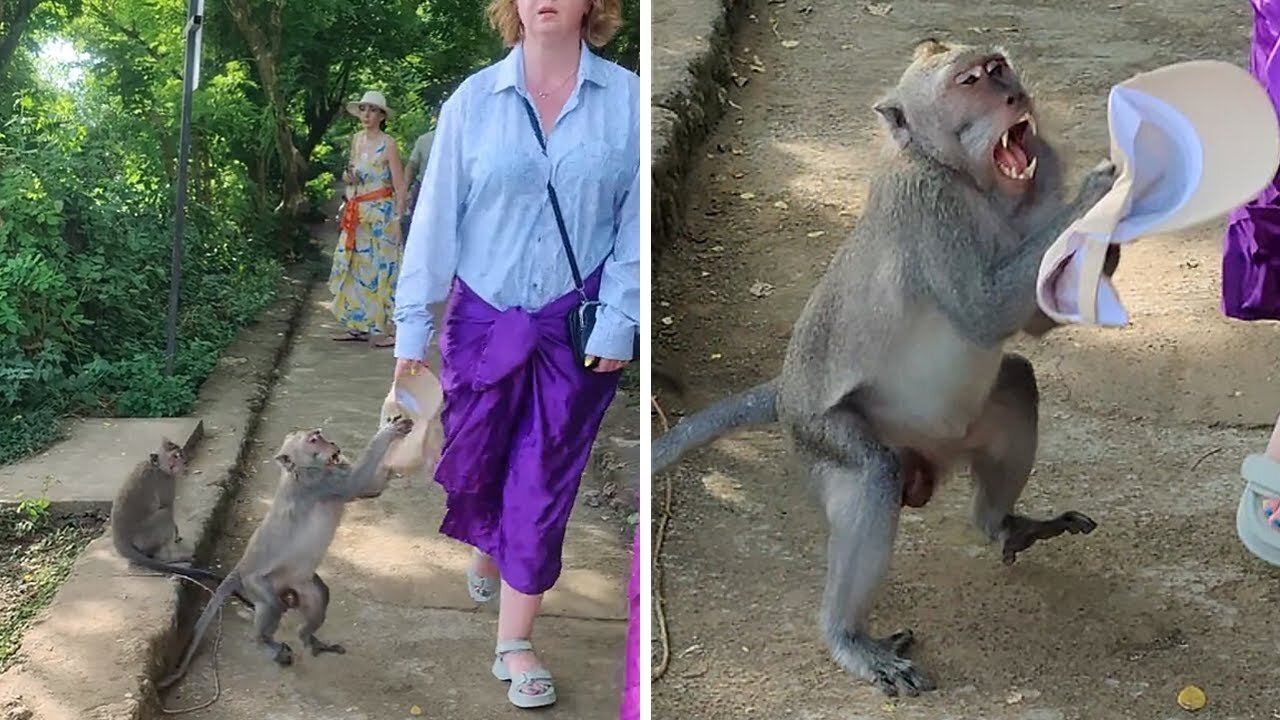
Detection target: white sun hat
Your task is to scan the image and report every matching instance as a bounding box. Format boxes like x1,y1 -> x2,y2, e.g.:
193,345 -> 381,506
347,90 -> 396,120
1036,59 -> 1280,327
378,366 -> 444,474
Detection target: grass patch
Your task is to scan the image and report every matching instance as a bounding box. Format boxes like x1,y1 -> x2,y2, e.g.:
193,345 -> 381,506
0,499 -> 105,671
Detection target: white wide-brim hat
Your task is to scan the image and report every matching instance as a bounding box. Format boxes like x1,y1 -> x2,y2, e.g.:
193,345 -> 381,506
347,90 -> 395,120
1036,60 -> 1280,326
378,367 -> 444,474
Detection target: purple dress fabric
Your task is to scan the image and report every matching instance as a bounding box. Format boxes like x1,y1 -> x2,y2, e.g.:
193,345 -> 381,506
433,266 -> 620,596
620,530 -> 640,720
1223,0 -> 1280,320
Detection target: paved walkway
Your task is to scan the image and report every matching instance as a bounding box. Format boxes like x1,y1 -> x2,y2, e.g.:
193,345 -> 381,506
159,241 -> 632,719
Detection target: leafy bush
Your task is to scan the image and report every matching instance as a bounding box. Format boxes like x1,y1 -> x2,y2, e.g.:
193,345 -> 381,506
0,103 -> 282,464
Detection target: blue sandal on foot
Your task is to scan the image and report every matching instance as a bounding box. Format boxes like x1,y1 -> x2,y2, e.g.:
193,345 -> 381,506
491,639 -> 557,709
1237,453 -> 1280,566
467,552 -> 498,603
467,567 -> 497,603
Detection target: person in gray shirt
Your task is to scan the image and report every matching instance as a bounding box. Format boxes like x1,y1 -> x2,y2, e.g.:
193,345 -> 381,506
400,111 -> 437,239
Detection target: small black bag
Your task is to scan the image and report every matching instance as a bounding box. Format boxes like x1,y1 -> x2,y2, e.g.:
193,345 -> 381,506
520,97 -> 639,370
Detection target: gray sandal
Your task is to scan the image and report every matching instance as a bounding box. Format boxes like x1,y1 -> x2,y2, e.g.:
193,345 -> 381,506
491,639 -> 557,709
467,552 -> 498,603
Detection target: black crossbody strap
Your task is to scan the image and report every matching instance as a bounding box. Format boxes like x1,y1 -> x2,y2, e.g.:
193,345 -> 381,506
520,97 -> 587,299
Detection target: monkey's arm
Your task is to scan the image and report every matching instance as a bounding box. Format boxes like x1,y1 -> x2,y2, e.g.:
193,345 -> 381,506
912,190 -> 1046,345
918,167 -> 1115,345
329,424 -> 404,500
392,95 -> 467,362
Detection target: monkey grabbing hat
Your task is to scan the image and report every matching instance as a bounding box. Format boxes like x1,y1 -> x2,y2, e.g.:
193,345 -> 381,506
1036,60 -> 1280,327
378,367 -> 444,474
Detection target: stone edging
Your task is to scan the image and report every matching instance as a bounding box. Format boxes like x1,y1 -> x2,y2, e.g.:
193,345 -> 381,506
651,0 -> 752,258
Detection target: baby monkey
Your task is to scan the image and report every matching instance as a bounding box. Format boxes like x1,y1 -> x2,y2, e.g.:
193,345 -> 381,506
155,417 -> 413,691
111,439 -> 233,589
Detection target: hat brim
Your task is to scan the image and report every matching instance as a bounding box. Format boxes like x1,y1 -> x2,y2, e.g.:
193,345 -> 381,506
1114,60 -> 1279,236
347,101 -> 396,120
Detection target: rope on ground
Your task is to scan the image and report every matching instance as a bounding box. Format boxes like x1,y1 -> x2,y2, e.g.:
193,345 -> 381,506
650,395 -> 673,682
158,576 -> 224,715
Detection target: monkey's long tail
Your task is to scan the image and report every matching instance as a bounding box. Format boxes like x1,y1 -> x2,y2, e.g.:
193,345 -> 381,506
155,572 -> 242,692
116,543 -> 255,610
651,380 -> 779,474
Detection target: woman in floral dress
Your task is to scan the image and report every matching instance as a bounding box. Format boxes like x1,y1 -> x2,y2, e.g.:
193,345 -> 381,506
329,90 -> 408,348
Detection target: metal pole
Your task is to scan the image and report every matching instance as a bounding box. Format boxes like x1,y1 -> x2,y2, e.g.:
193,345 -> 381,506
165,0 -> 203,375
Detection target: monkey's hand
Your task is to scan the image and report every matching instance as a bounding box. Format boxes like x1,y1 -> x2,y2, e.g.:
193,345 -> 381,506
388,417 -> 414,438
1072,160 -> 1118,212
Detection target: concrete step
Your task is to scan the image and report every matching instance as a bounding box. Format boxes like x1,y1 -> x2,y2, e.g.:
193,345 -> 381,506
0,417 -> 205,515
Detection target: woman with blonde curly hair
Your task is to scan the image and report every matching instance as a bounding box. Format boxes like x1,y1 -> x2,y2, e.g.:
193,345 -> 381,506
392,0 -> 639,709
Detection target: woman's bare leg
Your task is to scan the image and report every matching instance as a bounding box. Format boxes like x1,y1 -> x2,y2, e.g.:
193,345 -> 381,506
497,581 -> 550,696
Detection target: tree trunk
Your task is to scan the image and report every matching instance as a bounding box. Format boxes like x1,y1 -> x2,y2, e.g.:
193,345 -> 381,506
223,0 -> 306,229
0,0 -> 44,72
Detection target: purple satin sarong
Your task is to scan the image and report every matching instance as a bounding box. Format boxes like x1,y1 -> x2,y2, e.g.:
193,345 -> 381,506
433,268 -> 620,595
620,530 -> 639,720
1223,0 -> 1280,320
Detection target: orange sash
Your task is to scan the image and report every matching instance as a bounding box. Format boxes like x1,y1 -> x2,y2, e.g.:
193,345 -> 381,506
339,186 -> 395,251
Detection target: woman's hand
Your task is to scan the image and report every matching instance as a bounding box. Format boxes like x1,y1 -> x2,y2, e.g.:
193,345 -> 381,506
395,357 -> 426,379
587,356 -> 630,373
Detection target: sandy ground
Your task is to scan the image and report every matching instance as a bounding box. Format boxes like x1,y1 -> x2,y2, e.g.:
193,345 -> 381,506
651,1 -> 1280,719
156,261 -> 635,719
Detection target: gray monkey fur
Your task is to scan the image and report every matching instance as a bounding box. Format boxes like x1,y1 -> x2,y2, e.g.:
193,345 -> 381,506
110,438 -> 252,606
650,39 -> 1119,696
155,418 -> 413,691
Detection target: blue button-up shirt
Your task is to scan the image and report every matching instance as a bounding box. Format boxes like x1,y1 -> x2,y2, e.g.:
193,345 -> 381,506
392,41 -> 641,362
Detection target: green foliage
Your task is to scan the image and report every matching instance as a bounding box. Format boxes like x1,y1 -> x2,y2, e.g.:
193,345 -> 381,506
0,498 -> 53,542
0,79 -> 282,464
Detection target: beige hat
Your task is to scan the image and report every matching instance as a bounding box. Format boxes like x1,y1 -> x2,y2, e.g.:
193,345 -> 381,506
1036,59 -> 1280,326
378,367 -> 444,474
347,90 -> 395,119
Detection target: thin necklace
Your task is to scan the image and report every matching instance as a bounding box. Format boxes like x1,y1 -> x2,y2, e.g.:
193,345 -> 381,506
532,67 -> 576,99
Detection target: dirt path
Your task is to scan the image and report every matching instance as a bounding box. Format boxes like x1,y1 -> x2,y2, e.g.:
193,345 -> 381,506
652,2 -> 1280,718
157,235 -> 634,719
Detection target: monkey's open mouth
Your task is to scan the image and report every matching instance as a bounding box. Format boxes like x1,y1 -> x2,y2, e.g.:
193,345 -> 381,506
994,113 -> 1037,182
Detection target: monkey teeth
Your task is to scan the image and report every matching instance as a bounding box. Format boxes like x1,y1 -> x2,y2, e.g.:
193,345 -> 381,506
997,156 -> 1037,181
998,112 -> 1038,151
1020,112 -> 1037,137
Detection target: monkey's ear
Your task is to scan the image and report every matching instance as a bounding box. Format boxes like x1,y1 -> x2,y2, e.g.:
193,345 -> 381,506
149,452 -> 159,464
274,452 -> 293,469
872,99 -> 910,148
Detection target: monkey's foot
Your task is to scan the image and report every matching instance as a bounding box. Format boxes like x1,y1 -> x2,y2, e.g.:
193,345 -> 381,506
265,640 -> 293,666
832,629 -> 936,698
304,636 -> 346,656
1000,511 -> 1097,565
